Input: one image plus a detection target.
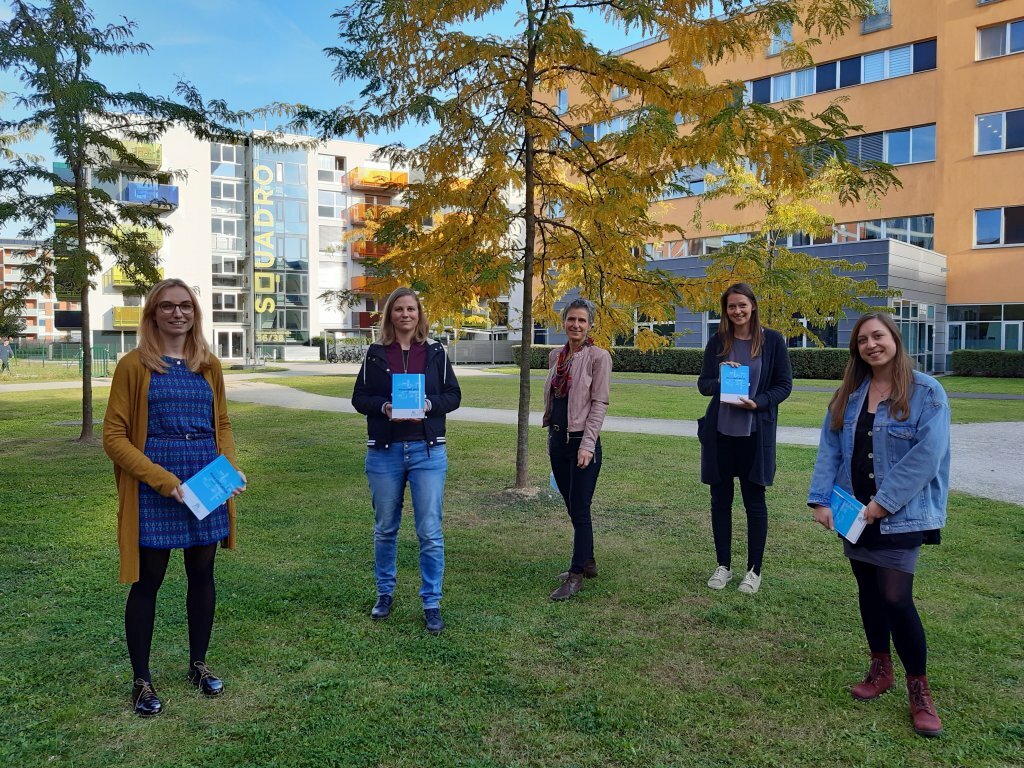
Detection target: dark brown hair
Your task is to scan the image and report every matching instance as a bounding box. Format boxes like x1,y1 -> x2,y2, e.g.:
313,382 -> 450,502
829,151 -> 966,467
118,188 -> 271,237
717,282 -> 763,358
828,312 -> 914,430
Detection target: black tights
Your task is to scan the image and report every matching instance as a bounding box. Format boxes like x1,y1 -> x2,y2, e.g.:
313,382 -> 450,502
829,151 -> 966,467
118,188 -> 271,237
850,559 -> 927,676
124,544 -> 218,683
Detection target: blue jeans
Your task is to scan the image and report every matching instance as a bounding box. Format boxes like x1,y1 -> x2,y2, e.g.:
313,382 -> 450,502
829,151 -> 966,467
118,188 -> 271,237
366,441 -> 447,608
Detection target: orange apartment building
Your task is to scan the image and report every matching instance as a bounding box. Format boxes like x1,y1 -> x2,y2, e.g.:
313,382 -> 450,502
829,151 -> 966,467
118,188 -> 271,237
0,240 -> 81,343
553,0 -> 1024,370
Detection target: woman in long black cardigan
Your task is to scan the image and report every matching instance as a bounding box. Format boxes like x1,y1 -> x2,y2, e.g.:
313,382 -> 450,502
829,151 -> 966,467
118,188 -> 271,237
697,283 -> 793,594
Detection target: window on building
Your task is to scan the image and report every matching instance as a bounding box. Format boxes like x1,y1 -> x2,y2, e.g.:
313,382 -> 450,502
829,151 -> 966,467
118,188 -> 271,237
861,0 -> 892,34
317,155 -> 345,184
318,190 -> 346,219
768,21 -> 792,56
883,124 -> 936,164
610,85 -> 629,100
556,88 -> 568,114
978,19 -> 1024,60
976,108 -> 1024,153
210,143 -> 245,178
975,206 -> 1024,246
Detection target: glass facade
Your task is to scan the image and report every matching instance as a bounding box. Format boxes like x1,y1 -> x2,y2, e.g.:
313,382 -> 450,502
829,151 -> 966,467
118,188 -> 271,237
210,142 -> 249,356
947,303 -> 1024,368
252,146 -> 311,356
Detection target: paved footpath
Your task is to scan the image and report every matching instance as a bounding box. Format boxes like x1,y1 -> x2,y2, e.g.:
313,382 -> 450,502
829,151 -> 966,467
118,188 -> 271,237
222,378 -> 1024,507
3,367 -> 1020,505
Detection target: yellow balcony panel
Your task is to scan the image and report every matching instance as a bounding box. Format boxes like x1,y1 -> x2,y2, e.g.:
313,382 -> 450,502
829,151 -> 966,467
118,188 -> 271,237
347,203 -> 401,226
114,141 -> 163,168
103,265 -> 165,290
112,306 -> 144,328
347,167 -> 408,191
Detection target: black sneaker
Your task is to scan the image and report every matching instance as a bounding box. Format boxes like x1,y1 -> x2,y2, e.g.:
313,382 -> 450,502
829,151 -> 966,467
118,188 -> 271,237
131,678 -> 163,717
371,594 -> 393,620
424,607 -> 444,635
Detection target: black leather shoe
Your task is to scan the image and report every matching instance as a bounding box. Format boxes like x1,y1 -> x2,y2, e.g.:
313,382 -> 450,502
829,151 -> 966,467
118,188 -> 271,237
131,678 -> 162,717
424,607 -> 444,635
188,661 -> 224,697
371,594 -> 393,620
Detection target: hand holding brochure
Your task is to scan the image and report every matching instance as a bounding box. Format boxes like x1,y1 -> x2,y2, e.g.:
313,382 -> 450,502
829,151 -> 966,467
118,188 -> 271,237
829,485 -> 868,544
391,373 -> 426,419
720,364 -> 751,405
181,455 -> 244,521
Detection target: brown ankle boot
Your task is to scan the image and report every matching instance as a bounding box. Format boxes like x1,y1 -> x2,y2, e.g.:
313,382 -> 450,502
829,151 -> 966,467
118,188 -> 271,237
907,675 -> 943,737
851,652 -> 895,701
556,559 -> 597,581
550,572 -> 584,601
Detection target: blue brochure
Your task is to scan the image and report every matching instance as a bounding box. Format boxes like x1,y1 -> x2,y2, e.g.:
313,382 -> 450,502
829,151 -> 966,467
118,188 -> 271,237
391,373 -> 426,419
720,364 -> 750,404
181,455 -> 244,521
830,485 -> 868,544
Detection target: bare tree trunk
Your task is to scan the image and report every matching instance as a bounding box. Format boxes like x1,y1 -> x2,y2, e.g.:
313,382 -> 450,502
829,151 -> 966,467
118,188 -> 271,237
75,166 -> 94,442
514,6 -> 539,489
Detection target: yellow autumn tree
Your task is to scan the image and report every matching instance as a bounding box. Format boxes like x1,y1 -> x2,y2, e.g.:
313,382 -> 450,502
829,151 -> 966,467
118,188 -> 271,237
293,0 -> 880,487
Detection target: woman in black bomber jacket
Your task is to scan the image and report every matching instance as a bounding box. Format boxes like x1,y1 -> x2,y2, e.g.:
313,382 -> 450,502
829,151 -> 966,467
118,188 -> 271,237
697,283 -> 793,595
351,288 -> 461,634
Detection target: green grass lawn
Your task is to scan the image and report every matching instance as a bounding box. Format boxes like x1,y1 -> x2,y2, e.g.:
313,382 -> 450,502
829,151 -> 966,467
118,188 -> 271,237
0,358 -> 98,381
0,388 -> 1021,767
259,374 -> 1024,426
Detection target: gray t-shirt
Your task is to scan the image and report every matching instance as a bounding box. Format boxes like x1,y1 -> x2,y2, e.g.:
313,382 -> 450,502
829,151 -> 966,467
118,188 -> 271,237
717,337 -> 762,437
0,343 -> 12,362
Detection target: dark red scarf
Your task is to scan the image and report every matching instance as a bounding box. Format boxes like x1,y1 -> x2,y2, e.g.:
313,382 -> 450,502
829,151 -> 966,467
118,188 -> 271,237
550,338 -> 593,398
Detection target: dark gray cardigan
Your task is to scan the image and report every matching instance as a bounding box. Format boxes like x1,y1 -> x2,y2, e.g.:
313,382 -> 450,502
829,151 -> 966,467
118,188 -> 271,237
696,329 -> 793,486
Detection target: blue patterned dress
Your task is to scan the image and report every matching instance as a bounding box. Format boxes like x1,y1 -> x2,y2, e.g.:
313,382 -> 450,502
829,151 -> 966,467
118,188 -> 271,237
137,357 -> 230,549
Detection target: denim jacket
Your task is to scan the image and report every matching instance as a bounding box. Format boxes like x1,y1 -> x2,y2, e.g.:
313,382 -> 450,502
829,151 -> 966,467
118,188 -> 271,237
807,370 -> 950,534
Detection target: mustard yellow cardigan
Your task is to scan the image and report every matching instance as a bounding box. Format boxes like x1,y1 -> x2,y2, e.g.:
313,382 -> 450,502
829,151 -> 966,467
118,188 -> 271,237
103,350 -> 238,584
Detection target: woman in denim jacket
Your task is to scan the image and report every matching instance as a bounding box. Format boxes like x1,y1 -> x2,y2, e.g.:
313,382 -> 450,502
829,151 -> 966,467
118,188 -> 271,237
808,312 -> 949,738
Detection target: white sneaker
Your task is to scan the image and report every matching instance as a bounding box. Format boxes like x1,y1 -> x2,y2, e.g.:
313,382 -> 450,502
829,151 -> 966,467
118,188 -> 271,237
737,569 -> 762,594
707,566 -> 732,590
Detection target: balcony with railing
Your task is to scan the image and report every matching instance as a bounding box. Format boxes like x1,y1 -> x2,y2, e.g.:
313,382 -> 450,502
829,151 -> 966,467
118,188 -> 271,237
347,167 -> 408,191
112,306 -> 144,328
350,275 -> 383,293
103,266 -> 165,290
116,225 -> 163,251
351,240 -> 391,260
111,141 -> 163,168
123,182 -> 179,209
347,202 -> 401,226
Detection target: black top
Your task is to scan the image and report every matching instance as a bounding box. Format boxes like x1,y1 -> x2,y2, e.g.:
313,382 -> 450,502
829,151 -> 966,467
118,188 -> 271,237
550,395 -> 569,430
849,398 -> 939,549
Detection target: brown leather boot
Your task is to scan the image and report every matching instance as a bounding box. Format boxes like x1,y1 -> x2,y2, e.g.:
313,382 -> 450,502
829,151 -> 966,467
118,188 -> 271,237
556,559 -> 597,581
550,572 -> 584,601
907,675 -> 943,737
851,652 -> 895,700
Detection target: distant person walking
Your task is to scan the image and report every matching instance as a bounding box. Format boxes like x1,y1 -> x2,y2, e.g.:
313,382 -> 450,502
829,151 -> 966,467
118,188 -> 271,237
542,298 -> 611,601
352,287 -> 461,635
103,278 -> 245,717
0,337 -> 13,374
698,283 -> 792,594
808,312 -> 948,738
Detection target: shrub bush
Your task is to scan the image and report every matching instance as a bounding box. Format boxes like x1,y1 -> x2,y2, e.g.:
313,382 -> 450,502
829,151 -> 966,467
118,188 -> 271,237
950,349 -> 1024,377
514,344 -> 851,379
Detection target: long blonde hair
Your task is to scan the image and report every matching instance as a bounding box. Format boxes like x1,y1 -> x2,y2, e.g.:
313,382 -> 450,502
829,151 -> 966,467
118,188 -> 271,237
378,287 -> 429,345
828,312 -> 914,430
136,278 -> 213,373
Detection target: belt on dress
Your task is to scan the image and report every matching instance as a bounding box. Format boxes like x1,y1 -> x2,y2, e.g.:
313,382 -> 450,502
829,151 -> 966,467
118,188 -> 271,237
147,433 -> 215,441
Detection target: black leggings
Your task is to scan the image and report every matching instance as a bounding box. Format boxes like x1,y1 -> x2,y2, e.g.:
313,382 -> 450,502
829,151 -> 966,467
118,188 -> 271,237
710,434 -> 768,575
124,543 -> 218,683
850,558 -> 927,676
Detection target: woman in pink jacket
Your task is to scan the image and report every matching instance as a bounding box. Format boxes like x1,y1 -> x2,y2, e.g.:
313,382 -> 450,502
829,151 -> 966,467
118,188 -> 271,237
542,298 -> 612,601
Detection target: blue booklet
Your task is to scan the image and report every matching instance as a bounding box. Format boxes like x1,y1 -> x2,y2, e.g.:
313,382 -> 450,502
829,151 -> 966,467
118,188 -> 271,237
181,455 -> 244,521
391,373 -> 426,419
830,485 -> 868,544
720,364 -> 750,404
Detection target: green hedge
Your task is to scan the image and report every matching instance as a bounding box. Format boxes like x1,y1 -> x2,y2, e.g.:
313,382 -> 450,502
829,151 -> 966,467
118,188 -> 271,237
513,344 -> 852,379
950,349 -> 1024,377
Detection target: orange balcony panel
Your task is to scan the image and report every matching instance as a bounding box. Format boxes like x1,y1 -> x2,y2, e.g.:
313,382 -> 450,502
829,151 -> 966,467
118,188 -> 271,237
350,275 -> 379,292
357,311 -> 380,329
347,203 -> 401,226
352,240 -> 391,259
347,167 -> 408,191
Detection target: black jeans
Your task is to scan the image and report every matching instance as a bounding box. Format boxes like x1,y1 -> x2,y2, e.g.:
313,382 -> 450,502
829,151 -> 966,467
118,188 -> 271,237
710,433 -> 768,575
549,431 -> 602,573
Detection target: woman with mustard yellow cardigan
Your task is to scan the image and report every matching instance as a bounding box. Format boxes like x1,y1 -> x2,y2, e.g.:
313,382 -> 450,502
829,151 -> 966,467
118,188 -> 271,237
103,278 -> 245,717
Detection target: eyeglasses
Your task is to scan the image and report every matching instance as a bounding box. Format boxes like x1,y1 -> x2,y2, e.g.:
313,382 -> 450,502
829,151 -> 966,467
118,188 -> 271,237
157,301 -> 195,315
